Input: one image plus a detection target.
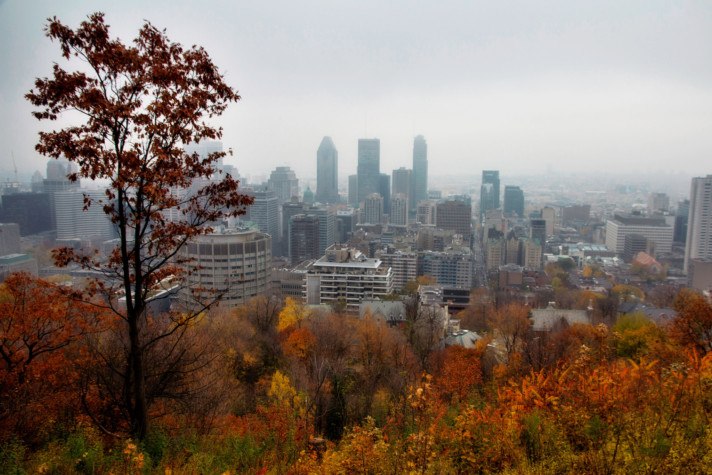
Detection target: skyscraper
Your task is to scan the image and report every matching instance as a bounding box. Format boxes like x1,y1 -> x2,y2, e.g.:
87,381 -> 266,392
379,173 -> 391,215
348,174 -> 359,207
357,139 -> 380,204
480,170 -> 500,218
316,136 -> 339,203
245,189 -> 280,255
503,186 -> 524,217
412,135 -> 428,209
685,175 -> 712,273
392,167 -> 412,205
267,166 -> 299,203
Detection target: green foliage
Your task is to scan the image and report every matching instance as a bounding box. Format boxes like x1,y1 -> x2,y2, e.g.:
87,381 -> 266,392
613,312 -> 663,358
0,439 -> 26,475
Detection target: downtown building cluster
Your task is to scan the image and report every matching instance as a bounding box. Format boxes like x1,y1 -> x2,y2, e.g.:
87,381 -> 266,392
3,135 -> 712,315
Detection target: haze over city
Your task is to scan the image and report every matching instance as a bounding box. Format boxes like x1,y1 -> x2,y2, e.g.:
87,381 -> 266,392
1,0 -> 712,183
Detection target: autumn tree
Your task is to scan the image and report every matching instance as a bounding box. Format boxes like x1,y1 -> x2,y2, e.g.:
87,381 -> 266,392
670,288 -> 712,354
26,13 -> 252,439
0,273 -> 103,442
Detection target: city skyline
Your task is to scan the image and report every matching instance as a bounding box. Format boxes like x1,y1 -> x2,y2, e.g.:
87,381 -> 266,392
2,1 -> 712,182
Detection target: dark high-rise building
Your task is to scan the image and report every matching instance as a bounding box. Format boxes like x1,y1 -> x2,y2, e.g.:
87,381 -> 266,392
289,214 -> 321,265
412,135 -> 428,208
267,166 -> 299,203
503,186 -> 525,217
357,139 -> 380,204
0,193 -> 53,236
316,137 -> 339,204
530,219 -> 547,246
436,199 -> 472,239
336,210 -> 356,243
282,199 -> 306,255
379,173 -> 391,215
480,170 -> 500,218
674,199 -> 690,244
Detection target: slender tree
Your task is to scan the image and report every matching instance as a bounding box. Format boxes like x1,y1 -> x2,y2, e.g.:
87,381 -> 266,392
26,12 -> 252,439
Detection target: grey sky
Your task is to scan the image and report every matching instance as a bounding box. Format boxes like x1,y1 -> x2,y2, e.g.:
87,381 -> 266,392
1,0 -> 711,182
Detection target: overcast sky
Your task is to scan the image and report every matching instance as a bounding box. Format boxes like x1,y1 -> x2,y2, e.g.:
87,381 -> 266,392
1,0 -> 711,183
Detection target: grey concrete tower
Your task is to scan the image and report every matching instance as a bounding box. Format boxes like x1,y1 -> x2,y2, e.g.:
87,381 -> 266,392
412,135 -> 428,208
316,136 -> 339,203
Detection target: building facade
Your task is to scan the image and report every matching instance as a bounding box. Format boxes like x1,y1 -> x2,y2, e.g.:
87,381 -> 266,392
606,214 -> 673,257
181,228 -> 271,308
305,245 -> 393,313
436,199 -> 472,239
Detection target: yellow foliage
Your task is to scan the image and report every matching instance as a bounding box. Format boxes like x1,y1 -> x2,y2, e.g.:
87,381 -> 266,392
277,297 -> 310,332
268,370 -> 304,413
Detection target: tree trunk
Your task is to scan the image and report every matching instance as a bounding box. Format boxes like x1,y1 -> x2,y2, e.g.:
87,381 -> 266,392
128,312 -> 148,440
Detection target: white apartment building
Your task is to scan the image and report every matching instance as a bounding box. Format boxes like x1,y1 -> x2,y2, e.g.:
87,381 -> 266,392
305,244 -> 393,313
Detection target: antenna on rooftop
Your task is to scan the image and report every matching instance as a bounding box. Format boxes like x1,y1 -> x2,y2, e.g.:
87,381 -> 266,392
11,151 -> 18,182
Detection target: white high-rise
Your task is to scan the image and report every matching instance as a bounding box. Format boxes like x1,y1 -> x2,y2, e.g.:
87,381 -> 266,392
685,175 -> 712,273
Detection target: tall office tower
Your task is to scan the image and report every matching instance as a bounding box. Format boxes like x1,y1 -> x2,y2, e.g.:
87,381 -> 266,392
362,193 -> 384,225
245,189 -> 280,255
685,175 -> 712,273
348,174 -> 359,207
480,170 -> 500,217
289,214 -> 321,264
305,205 -> 337,256
674,199 -> 690,244
648,192 -> 670,215
379,173 -> 391,215
436,199 -> 472,239
392,167 -> 412,206
503,186 -> 524,217
412,135 -> 428,209
267,166 -> 299,203
357,139 -> 380,204
316,136 -> 339,203
390,193 -> 408,226
55,189 -> 115,241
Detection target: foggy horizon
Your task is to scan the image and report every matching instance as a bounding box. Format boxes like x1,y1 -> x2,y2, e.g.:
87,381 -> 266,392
1,1 -> 711,181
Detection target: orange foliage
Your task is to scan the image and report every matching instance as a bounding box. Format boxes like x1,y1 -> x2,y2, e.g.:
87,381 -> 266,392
434,345 -> 483,403
0,273 -> 102,442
